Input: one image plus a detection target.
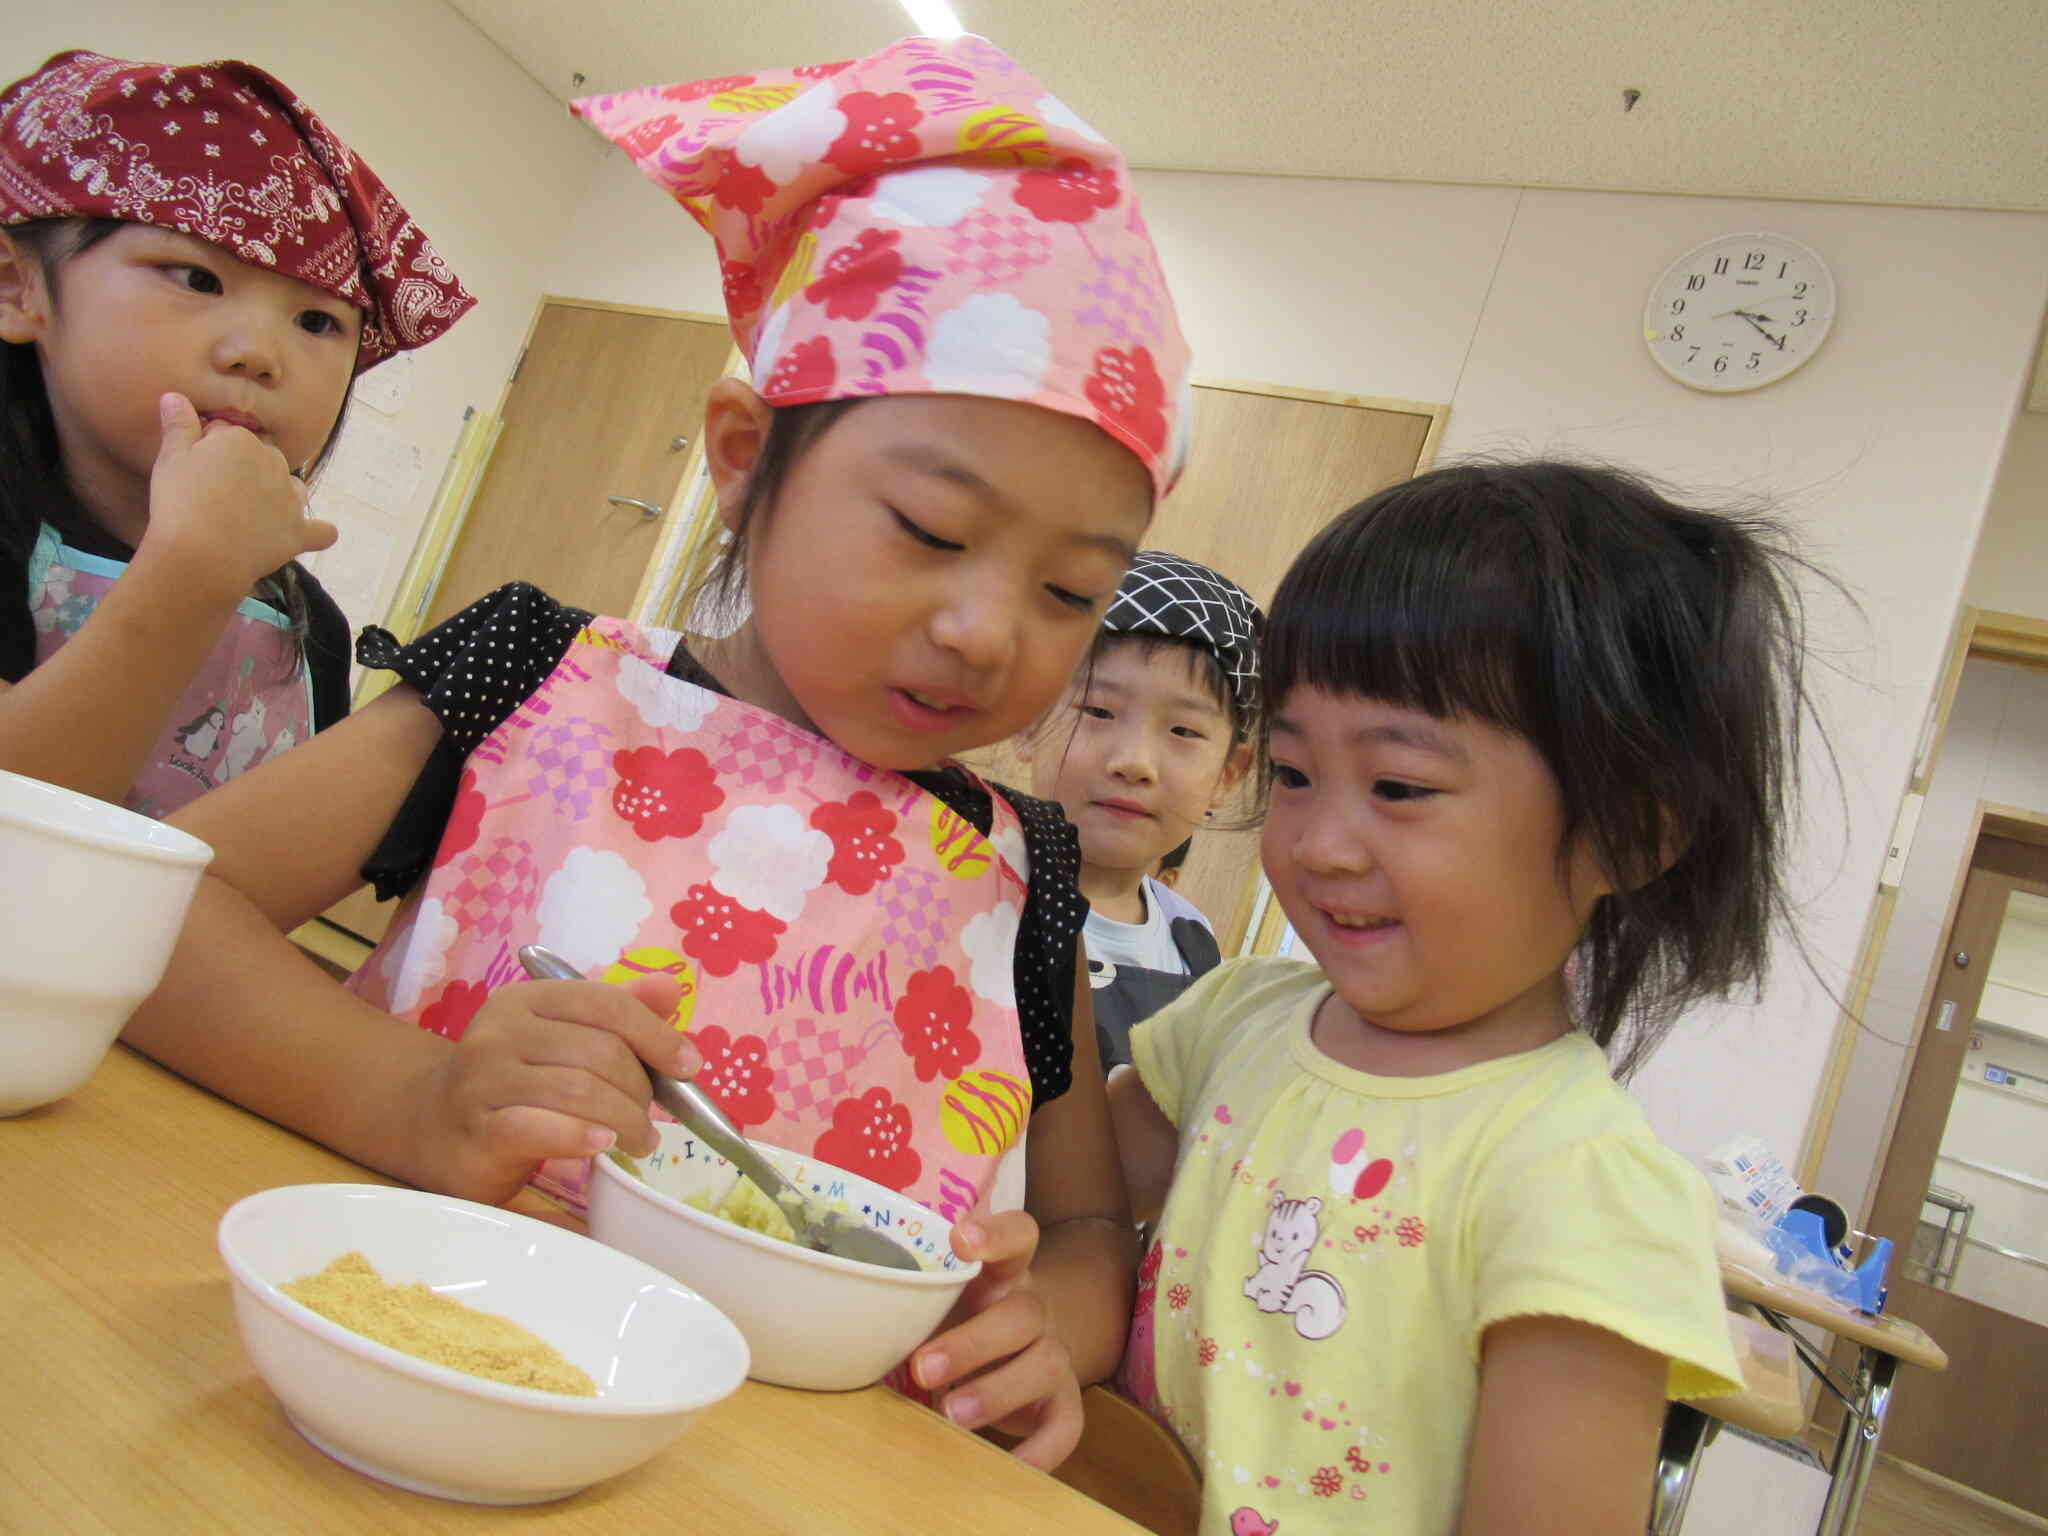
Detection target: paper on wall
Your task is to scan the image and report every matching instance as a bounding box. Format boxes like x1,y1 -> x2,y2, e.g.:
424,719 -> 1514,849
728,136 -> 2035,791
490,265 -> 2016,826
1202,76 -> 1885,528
320,415 -> 423,513
350,350 -> 415,415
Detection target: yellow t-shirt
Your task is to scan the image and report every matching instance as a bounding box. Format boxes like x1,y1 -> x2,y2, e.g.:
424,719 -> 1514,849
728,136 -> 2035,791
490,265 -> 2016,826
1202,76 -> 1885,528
1123,958 -> 1740,1536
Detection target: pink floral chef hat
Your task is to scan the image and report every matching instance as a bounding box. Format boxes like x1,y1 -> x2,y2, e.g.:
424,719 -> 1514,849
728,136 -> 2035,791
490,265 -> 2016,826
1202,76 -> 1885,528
572,34 -> 1192,500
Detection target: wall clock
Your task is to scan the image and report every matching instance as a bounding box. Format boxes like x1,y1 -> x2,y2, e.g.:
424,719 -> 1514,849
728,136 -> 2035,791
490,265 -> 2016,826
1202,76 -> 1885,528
1644,232 -> 1835,392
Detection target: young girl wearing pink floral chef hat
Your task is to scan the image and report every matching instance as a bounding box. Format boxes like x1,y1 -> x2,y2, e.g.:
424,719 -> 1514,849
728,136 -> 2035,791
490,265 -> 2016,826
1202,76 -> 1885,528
0,50 -> 472,815
123,35 -> 1189,1468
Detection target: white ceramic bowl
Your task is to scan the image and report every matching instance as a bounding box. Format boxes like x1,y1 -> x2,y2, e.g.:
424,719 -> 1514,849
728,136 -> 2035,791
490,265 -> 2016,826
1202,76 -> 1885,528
588,1127 -> 979,1391
219,1183 -> 750,1504
0,768 -> 212,1116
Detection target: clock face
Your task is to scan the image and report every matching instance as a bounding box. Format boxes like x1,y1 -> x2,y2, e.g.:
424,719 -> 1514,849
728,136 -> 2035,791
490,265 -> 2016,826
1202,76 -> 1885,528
1643,233 -> 1835,392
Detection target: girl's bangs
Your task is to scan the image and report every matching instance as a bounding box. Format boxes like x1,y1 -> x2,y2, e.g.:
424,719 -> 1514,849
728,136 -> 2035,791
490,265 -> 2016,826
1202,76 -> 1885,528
1265,494 -> 1540,733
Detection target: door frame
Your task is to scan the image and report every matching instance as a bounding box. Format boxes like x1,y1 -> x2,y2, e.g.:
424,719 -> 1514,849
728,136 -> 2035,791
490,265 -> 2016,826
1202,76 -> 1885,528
361,294 -> 738,682
1801,607 -> 2048,1190
1199,379 -> 1448,955
1863,821 -> 2048,1250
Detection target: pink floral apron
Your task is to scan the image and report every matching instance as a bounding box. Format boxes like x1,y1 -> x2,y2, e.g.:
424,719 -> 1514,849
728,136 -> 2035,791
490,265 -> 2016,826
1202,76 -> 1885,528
349,617 -> 1036,1219
27,525 -> 314,819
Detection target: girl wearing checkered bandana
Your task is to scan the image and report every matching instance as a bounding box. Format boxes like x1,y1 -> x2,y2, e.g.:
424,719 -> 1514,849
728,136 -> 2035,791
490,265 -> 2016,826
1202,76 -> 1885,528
1025,550 -> 1262,1072
0,51 -> 471,815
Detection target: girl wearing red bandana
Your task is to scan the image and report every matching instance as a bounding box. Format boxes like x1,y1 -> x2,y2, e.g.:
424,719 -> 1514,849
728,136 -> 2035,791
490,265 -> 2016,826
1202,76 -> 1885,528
126,36 -> 1190,1471
0,51 -> 472,814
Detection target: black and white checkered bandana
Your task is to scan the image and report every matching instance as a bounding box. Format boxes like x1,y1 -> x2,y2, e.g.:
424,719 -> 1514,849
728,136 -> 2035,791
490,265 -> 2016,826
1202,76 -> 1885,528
1101,550 -> 1263,711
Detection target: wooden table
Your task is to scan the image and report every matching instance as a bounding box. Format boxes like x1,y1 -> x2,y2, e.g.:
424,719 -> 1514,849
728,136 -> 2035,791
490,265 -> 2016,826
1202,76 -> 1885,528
1650,1309 -> 1807,1534
1721,1260 -> 1949,1536
0,1047 -> 1144,1533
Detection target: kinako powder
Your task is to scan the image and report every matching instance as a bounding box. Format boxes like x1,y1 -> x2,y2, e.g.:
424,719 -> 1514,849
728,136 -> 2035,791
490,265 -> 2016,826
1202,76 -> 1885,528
282,1252 -> 598,1397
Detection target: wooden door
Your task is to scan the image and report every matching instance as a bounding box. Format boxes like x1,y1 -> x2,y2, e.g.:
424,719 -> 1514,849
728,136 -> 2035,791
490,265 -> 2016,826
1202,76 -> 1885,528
422,300 -> 734,629
313,300 -> 733,953
1857,830 -> 2048,1513
960,381 -> 1440,955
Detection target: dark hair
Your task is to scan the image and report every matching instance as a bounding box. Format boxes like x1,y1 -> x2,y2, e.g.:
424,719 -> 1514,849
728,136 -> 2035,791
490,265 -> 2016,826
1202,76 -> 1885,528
1082,628 -> 1256,745
0,217 -> 351,682
1263,459 -> 1827,1077
1158,835 -> 1193,874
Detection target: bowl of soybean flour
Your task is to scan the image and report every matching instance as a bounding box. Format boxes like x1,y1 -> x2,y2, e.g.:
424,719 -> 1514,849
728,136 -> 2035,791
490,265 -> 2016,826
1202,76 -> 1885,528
282,1251 -> 598,1395
219,1184 -> 749,1503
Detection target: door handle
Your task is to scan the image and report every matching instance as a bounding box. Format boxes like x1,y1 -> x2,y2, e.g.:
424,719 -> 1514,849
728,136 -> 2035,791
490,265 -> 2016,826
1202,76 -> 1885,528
607,495 -> 663,522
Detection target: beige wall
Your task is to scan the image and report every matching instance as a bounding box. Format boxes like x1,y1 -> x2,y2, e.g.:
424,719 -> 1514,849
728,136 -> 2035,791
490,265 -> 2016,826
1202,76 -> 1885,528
19,6 -> 2048,1184
1966,409 -> 2048,620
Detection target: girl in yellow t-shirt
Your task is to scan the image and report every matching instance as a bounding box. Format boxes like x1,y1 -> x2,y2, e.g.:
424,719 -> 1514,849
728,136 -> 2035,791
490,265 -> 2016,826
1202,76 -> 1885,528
1110,461 -> 1830,1535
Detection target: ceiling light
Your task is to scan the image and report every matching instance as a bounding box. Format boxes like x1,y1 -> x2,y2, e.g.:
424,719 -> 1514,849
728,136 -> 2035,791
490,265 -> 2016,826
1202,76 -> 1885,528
900,0 -> 965,38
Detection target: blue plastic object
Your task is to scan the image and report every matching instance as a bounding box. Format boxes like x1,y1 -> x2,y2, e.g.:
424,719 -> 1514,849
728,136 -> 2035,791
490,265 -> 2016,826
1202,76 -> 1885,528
1764,1209 -> 1893,1314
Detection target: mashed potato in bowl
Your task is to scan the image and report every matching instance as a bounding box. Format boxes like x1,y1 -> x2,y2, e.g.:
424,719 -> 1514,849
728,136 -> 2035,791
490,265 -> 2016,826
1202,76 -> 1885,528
685,1175 -> 800,1245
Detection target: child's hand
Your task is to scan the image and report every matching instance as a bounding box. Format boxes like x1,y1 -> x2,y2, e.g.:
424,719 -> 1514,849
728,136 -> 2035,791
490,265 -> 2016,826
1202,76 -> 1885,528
143,392 -> 338,598
392,973 -> 702,1206
911,1208 -> 1083,1470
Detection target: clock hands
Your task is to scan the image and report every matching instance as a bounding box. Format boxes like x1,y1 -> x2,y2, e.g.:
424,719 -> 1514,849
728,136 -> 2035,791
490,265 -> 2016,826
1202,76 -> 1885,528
1727,308 -> 1787,351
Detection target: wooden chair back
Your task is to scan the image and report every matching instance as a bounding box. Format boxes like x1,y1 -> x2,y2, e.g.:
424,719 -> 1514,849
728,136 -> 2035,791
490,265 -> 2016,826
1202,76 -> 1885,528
1053,1386 -> 1202,1536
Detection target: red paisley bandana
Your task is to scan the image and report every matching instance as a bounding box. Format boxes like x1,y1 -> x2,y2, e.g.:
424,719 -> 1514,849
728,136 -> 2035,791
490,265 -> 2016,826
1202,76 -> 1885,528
0,50 -> 473,369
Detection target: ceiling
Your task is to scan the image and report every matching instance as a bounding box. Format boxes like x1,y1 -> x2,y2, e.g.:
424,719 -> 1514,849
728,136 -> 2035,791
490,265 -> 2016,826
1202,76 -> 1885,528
449,0 -> 2048,212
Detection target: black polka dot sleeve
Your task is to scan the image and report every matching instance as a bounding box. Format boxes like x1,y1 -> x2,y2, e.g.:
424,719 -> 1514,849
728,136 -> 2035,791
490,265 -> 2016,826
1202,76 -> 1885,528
994,783 -> 1087,1112
354,583 -> 590,899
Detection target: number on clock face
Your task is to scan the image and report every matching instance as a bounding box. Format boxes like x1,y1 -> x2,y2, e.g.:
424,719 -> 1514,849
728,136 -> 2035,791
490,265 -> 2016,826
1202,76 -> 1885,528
1643,233 -> 1835,393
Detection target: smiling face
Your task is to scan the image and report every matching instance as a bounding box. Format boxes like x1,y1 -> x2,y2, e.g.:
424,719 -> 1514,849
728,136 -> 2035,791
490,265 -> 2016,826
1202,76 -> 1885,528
703,389 -> 1153,772
0,222 -> 361,532
1261,687 -> 1610,1073
1028,637 -> 1243,888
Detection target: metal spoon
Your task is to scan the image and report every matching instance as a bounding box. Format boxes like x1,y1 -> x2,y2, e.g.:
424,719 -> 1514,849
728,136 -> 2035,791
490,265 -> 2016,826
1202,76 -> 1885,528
517,945 -> 923,1272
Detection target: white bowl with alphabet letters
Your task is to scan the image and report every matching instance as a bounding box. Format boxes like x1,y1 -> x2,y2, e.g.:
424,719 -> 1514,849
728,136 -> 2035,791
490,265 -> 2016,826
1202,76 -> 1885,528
588,1126 -> 979,1390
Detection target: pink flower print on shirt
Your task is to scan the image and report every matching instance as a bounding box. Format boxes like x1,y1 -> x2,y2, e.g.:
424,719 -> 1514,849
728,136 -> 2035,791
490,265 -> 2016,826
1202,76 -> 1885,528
805,229 -> 904,321
688,1023 -> 777,1128
671,882 -> 786,977
814,1085 -> 921,1191
893,965 -> 979,1082
1119,1235 -> 1164,1409
1084,345 -> 1168,458
1012,156 -> 1120,224
1397,1215 -> 1427,1247
1311,1466 -> 1344,1499
761,335 -> 837,402
612,745 -> 724,842
436,770 -> 486,868
420,978 -> 491,1041
824,91 -> 925,175
1329,1126 -> 1394,1201
811,790 -> 905,894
